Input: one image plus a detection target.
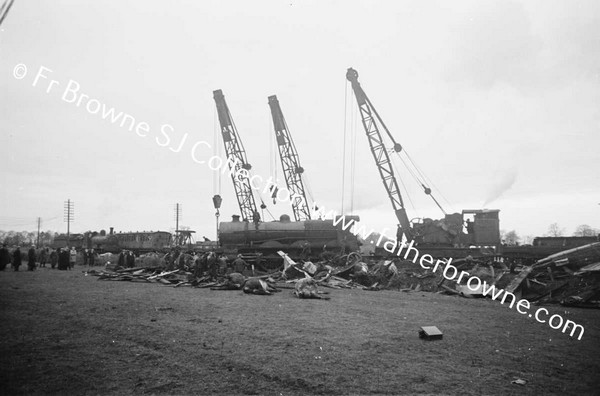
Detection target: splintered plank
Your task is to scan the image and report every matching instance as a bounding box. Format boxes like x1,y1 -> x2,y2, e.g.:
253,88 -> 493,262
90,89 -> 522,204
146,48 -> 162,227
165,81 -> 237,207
504,266 -> 533,294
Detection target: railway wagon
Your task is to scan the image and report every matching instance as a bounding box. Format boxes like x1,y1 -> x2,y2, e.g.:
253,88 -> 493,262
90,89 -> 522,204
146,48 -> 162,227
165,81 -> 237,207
52,234 -> 86,249
532,236 -> 599,248
88,231 -> 172,253
501,235 -> 600,263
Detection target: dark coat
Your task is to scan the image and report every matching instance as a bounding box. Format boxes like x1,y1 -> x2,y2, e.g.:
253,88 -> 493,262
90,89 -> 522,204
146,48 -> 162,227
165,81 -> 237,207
12,249 -> 22,268
126,253 -> 135,268
232,258 -> 247,273
27,248 -> 36,270
0,247 -> 10,270
58,250 -> 70,270
87,251 -> 95,265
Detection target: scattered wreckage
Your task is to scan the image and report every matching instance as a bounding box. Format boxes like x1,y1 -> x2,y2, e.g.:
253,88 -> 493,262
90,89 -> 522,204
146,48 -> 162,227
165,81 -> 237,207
434,242 -> 600,309
84,243 -> 600,308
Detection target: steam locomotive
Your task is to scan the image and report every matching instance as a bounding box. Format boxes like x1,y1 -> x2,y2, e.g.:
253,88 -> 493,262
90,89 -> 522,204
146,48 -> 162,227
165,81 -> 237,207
218,214 -> 361,259
87,229 -> 172,253
52,228 -> 172,253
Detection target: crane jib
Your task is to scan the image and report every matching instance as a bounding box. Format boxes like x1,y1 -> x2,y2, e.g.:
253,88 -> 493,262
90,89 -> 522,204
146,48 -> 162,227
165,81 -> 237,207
213,89 -> 259,223
346,67 -> 413,240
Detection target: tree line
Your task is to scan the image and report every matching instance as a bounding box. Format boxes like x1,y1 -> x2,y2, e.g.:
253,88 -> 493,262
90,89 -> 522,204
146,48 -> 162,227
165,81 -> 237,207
0,230 -> 59,247
501,223 -> 600,246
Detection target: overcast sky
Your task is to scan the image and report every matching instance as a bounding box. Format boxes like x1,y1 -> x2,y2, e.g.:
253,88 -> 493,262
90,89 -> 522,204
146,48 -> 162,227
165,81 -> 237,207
1,0 -> 599,240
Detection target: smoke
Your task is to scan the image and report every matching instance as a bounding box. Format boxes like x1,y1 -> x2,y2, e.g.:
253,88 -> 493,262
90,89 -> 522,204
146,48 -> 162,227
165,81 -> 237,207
483,168 -> 518,207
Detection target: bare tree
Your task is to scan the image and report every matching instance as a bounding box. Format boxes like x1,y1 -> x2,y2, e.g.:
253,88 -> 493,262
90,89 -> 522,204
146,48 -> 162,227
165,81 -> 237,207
546,223 -> 565,237
573,224 -> 599,237
521,235 -> 534,245
501,230 -> 520,246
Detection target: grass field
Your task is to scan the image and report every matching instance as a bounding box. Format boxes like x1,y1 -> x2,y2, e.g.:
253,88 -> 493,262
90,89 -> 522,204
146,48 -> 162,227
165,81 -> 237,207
1,266 -> 599,395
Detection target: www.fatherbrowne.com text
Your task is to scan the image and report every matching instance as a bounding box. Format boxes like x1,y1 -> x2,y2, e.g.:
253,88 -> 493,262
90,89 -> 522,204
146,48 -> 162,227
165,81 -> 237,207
309,204 -> 585,341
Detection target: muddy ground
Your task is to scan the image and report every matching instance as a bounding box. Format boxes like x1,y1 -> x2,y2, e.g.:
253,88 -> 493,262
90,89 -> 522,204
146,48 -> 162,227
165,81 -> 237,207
1,266 -> 599,395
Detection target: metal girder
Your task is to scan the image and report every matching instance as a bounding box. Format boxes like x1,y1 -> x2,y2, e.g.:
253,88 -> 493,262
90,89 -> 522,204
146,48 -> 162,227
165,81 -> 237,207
345,68 -> 413,240
213,89 -> 259,222
268,95 -> 311,221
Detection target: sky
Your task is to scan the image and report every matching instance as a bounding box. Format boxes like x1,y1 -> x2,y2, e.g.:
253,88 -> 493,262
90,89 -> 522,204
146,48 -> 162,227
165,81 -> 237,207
1,0 -> 599,241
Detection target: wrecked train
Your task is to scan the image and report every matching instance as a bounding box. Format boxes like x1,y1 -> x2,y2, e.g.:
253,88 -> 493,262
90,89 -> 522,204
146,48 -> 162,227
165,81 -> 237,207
371,209 -> 502,259
218,214 -> 360,259
86,229 -> 172,253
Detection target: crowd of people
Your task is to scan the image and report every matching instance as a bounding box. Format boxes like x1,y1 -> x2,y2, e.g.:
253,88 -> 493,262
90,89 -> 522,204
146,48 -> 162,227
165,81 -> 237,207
0,244 -> 255,280
0,244 -> 101,271
164,248 -> 252,278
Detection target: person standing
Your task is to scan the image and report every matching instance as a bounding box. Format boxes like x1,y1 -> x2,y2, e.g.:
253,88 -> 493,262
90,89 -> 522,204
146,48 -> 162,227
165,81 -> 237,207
87,249 -> 95,267
69,247 -> 77,269
27,246 -> 36,271
49,249 -> 58,269
0,244 -> 10,271
232,254 -> 247,274
218,254 -> 229,276
56,248 -> 63,270
82,249 -> 88,266
118,250 -> 125,267
58,248 -> 69,270
207,252 -> 218,279
12,246 -> 22,271
39,247 -> 48,267
172,248 -> 181,269
126,251 -> 135,268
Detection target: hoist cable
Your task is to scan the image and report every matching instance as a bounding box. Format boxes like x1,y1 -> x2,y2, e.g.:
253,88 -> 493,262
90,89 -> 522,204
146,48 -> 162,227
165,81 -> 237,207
350,90 -> 357,215
341,80 -> 348,214
390,160 -> 418,217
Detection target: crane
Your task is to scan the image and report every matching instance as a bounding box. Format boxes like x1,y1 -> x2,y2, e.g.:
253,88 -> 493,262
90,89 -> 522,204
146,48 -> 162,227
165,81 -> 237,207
267,95 -> 311,221
345,68 -> 414,241
213,89 -> 260,223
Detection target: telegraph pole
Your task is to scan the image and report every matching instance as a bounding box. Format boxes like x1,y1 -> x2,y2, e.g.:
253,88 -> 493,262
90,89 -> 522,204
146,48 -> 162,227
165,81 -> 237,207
36,217 -> 41,247
174,203 -> 181,245
64,200 -> 74,247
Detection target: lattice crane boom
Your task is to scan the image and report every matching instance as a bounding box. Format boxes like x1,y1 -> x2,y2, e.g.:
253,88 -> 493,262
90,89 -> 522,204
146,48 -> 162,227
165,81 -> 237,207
267,95 -> 311,221
213,89 -> 259,223
345,68 -> 413,240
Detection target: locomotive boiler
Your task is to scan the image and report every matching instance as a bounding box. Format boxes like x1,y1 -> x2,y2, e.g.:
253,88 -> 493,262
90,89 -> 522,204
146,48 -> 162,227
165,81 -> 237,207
218,214 -> 360,258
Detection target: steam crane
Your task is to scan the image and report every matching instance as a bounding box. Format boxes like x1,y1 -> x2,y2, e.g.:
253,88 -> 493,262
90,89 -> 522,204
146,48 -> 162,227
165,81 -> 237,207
346,68 -> 502,250
267,95 -> 311,221
345,68 -> 414,241
213,89 -> 260,223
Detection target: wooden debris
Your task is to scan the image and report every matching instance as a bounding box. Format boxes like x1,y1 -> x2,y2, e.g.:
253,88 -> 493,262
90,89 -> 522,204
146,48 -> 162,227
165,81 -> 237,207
505,266 -> 533,294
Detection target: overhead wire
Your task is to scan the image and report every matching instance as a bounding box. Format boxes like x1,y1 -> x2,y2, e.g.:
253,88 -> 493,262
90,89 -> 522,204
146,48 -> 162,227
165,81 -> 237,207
0,215 -> 61,229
